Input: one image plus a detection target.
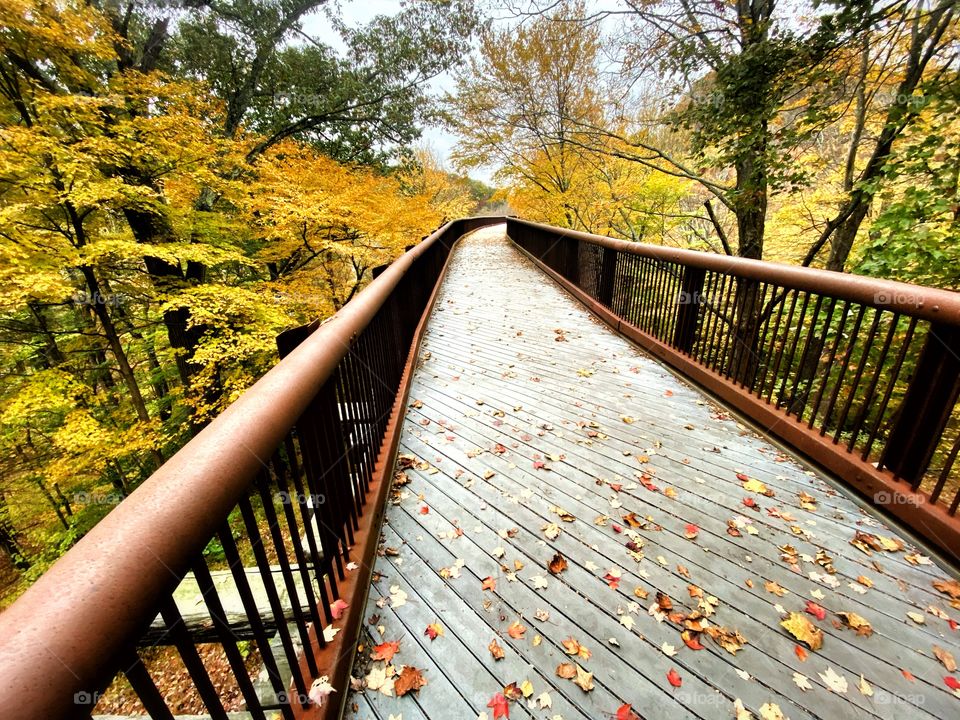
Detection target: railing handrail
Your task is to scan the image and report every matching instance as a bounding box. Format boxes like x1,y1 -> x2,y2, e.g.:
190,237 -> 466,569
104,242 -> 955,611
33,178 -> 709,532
509,217 -> 960,324
0,216 -> 504,719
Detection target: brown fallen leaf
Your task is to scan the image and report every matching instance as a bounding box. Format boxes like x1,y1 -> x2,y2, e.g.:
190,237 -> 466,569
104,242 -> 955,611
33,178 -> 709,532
933,645 -> 958,672
549,552 -> 568,575
556,663 -> 577,679
394,665 -> 427,696
703,625 -> 748,655
489,638 -> 505,660
836,611 -> 873,637
781,612 -> 823,650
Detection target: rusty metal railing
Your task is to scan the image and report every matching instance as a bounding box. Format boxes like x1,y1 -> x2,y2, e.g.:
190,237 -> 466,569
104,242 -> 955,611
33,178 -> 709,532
0,216 -> 504,720
508,217 -> 960,559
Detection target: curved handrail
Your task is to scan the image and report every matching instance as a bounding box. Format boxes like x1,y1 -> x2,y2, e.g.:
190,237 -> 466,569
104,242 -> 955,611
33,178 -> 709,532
0,215 -> 506,719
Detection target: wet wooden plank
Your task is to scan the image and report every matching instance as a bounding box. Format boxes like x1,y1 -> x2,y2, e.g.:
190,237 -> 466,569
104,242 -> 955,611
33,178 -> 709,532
344,226 -> 960,720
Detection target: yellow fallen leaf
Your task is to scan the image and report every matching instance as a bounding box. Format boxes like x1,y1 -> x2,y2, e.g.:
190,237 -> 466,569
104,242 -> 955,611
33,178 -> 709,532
781,612 -> 823,650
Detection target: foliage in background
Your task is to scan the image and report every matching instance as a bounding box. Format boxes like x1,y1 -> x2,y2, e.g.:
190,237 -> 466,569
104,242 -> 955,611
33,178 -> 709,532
0,0 -> 484,599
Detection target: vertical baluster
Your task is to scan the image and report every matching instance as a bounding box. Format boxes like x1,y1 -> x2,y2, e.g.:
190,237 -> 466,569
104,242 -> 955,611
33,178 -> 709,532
218,523 -> 297,720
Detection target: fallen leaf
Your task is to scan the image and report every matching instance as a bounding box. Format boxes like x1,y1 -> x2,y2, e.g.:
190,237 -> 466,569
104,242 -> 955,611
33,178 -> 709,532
907,611 -> 926,624
562,637 -> 591,660
836,611 -> 873,637
482,576 -> 497,592
543,523 -> 561,540
759,703 -> 785,720
781,612 -> 823,650
394,666 -> 427,696
685,523 -> 700,540
794,645 -> 808,662
617,703 -> 641,720
666,668 -> 682,688
858,675 -> 873,697
793,672 -> 813,691
661,642 -> 677,657
549,552 -> 568,575
556,663 -> 577,679
330,598 -> 349,620
765,580 -> 788,597
804,600 -> 827,621
487,692 -> 509,719
488,638 -> 505,660
424,623 -> 444,640
933,645 -> 957,672
574,665 -> 594,692
309,676 -> 336,706
933,578 -> 960,599
536,691 -> 552,708
371,640 -> 400,662
819,666 -> 848,694
734,698 -> 754,719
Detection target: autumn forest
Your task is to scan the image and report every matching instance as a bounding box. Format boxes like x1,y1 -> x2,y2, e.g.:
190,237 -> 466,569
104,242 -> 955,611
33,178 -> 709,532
0,0 -> 957,607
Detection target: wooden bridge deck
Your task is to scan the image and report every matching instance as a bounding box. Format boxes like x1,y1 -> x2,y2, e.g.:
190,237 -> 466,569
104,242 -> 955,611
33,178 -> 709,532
343,226 -> 960,720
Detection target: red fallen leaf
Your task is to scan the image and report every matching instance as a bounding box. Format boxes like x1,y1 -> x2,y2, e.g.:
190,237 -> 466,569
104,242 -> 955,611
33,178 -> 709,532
684,523 -> 700,540
371,640 -> 400,662
795,644 -> 808,662
533,460 -> 547,470
640,476 -> 660,492
482,576 -> 497,591
612,524 -> 623,534
616,703 -> 641,720
493,444 -> 507,454
736,473 -> 750,482
945,676 -> 960,690
666,668 -> 682,687
664,390 -> 674,397
419,505 -> 429,515
330,598 -> 349,620
742,497 -> 758,509
603,573 -> 621,590
610,483 -> 623,492
805,600 -> 827,621
950,619 -> 959,631
902,669 -> 916,682
682,630 -> 704,650
488,692 -> 510,718
424,623 -> 442,640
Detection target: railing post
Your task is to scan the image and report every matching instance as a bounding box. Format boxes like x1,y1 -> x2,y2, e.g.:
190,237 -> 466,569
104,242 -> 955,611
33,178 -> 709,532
881,324 -> 960,485
672,266 -> 706,354
597,247 -> 617,307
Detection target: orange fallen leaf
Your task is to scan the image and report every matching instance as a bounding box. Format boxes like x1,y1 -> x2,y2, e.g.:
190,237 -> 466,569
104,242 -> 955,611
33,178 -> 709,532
549,552 -> 568,575
394,665 -> 427,696
489,638 -> 505,660
482,576 -> 496,591
507,621 -> 526,639
371,640 -> 400,662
